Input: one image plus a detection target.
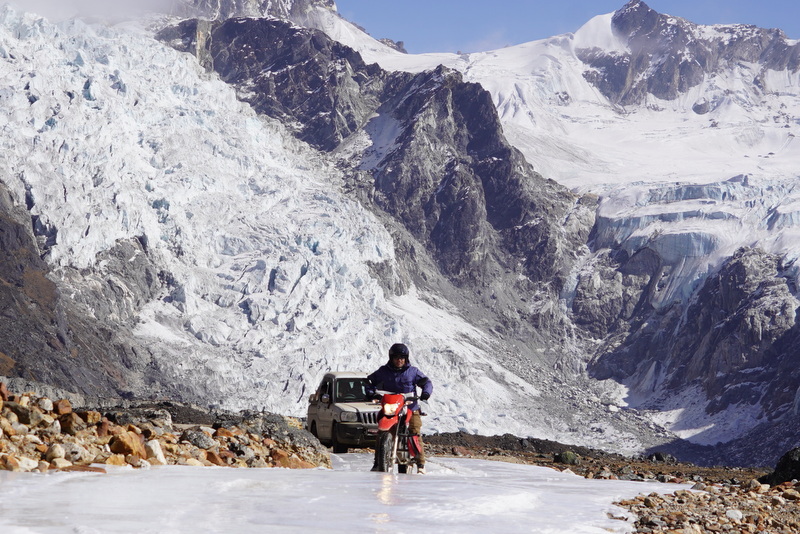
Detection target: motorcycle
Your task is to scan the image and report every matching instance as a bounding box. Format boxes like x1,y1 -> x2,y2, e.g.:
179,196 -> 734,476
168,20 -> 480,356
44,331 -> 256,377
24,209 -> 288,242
372,393 -> 423,474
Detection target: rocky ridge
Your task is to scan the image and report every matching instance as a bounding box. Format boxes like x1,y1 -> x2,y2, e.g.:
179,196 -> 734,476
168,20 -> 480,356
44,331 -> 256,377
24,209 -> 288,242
579,0 -> 800,106
0,382 -> 329,473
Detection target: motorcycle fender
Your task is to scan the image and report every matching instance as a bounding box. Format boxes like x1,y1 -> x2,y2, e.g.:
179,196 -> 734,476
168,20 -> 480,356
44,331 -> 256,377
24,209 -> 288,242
377,415 -> 398,431
408,435 -> 421,458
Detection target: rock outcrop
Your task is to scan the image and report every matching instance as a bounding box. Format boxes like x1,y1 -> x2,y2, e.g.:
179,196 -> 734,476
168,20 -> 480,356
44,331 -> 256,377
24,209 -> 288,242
0,183 -> 159,399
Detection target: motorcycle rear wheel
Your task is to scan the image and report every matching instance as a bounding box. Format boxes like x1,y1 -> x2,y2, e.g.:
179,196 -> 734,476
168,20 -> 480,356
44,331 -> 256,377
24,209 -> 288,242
376,432 -> 395,472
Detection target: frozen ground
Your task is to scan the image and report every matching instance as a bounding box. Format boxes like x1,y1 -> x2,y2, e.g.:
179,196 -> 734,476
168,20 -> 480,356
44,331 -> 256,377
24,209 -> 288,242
0,454 -> 689,533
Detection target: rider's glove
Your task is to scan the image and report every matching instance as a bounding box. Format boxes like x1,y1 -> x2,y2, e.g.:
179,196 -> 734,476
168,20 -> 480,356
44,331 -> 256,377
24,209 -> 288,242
419,392 -> 430,401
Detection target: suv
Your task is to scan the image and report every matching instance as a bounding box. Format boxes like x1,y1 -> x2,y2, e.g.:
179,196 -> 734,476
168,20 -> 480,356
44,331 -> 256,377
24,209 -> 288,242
306,372 -> 380,453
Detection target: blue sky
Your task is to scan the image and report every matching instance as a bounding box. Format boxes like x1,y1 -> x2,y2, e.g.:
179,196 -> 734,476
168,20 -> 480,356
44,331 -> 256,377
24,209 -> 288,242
335,0 -> 800,54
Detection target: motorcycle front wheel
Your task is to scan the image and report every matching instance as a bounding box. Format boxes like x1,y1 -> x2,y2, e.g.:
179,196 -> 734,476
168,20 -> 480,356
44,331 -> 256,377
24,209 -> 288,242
375,432 -> 395,472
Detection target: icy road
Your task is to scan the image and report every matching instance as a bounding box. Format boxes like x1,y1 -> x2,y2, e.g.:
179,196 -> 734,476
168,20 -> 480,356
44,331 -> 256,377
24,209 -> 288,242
0,453 -> 688,533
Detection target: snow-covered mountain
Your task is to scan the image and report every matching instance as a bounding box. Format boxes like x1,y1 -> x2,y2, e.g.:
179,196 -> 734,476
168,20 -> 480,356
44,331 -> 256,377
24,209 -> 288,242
298,0 -> 800,465
2,0 -> 799,465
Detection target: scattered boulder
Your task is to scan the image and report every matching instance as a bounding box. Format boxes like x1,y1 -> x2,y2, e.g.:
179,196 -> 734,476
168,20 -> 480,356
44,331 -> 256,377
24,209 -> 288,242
109,431 -> 147,459
144,440 -> 167,465
555,450 -> 581,465
760,447 -> 800,486
53,399 -> 73,415
647,451 -> 678,464
180,429 -> 217,450
58,412 -> 87,435
45,443 -> 65,462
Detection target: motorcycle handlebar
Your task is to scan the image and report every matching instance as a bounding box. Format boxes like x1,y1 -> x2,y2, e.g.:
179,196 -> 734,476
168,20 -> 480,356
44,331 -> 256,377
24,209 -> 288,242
371,393 -> 418,403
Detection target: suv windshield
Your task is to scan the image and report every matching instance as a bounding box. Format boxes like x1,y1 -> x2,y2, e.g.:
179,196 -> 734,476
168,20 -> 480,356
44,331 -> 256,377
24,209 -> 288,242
334,378 -> 371,402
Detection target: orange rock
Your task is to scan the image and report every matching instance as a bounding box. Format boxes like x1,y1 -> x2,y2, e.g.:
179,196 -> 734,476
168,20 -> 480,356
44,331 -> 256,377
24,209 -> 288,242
58,413 -> 86,435
0,454 -> 21,471
105,454 -> 127,466
53,399 -> 72,415
271,449 -> 316,469
214,428 -> 235,438
78,411 -> 102,425
96,419 -> 111,438
0,418 -> 16,437
109,431 -> 146,459
61,465 -> 107,474
271,448 -> 291,467
0,382 -> 8,401
108,423 -> 126,437
206,450 -> 227,466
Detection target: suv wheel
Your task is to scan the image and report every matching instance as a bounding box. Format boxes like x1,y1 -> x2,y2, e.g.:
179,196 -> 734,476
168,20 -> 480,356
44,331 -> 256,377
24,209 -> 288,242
331,423 -> 348,454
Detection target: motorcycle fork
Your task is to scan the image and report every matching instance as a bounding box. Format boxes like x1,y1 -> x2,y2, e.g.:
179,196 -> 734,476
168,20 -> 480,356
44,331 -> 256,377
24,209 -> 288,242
391,427 -> 400,466
395,414 -> 412,464
387,415 -> 409,467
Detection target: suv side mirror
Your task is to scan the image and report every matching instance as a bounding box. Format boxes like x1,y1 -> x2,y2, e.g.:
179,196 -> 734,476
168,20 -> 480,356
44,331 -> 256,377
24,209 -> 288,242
321,393 -> 331,404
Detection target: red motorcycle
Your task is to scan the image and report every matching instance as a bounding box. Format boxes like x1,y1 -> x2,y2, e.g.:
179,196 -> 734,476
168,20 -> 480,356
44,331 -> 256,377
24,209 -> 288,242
372,393 -> 422,474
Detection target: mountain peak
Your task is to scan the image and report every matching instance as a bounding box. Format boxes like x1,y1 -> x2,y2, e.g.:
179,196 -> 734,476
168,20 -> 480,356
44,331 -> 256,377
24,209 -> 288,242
173,0 -> 335,21
612,0 -> 673,42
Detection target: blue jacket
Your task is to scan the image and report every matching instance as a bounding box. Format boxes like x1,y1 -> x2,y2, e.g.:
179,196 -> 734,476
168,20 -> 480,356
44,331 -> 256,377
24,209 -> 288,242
367,361 -> 433,411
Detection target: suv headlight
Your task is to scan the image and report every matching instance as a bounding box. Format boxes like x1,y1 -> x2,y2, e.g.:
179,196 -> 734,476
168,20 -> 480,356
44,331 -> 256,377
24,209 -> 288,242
339,412 -> 358,422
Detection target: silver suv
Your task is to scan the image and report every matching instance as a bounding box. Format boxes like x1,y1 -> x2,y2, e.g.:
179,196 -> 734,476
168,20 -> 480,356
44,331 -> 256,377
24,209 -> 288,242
306,372 -> 380,453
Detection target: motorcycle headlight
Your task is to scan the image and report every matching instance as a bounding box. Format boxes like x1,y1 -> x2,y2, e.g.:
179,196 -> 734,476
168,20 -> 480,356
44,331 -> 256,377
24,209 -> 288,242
382,403 -> 401,416
340,412 -> 358,422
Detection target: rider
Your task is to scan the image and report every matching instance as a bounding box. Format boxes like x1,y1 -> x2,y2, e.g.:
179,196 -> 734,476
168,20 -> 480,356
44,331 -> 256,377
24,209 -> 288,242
367,343 -> 433,474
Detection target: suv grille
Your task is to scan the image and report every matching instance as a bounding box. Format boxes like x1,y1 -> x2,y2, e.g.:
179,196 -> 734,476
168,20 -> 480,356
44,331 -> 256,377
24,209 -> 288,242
359,411 -> 380,425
